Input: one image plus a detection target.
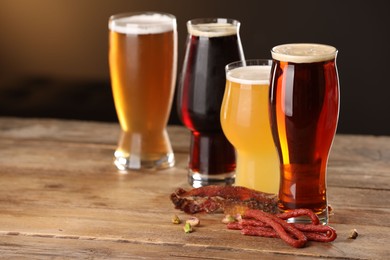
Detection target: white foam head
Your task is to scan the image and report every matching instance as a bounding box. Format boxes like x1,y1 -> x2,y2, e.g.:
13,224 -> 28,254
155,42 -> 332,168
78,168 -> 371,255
227,65 -> 271,85
271,43 -> 337,63
187,19 -> 239,37
109,13 -> 176,35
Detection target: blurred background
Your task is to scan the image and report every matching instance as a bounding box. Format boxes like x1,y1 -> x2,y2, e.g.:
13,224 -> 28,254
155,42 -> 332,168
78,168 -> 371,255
0,0 -> 388,135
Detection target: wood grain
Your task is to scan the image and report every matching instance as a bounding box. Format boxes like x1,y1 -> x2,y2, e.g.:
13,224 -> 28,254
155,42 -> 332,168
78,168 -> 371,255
0,117 -> 389,259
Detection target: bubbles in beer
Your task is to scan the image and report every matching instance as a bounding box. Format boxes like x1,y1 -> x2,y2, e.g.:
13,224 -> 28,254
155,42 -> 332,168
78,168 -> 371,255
271,43 -> 337,63
109,13 -> 176,35
227,65 -> 271,85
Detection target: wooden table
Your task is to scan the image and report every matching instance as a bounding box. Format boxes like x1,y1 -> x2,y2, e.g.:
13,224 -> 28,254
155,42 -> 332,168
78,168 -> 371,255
0,117 -> 389,259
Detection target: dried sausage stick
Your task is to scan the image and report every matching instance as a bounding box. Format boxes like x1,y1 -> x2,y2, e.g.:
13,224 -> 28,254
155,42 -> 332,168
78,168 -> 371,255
244,209 -> 307,248
227,219 -> 337,243
276,209 -> 320,225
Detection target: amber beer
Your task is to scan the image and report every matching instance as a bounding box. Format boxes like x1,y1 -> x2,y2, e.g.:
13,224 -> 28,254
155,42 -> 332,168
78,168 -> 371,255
109,12 -> 177,170
269,43 -> 339,224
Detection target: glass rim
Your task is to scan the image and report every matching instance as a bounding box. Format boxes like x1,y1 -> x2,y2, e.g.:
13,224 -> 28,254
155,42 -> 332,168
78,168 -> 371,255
271,43 -> 338,63
108,11 -> 176,34
225,59 -> 272,85
186,17 -> 240,37
187,17 -> 240,26
225,59 -> 272,73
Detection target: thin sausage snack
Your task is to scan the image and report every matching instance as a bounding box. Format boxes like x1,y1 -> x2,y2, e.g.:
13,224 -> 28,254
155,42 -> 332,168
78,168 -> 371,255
227,209 -> 337,248
244,209 -> 307,248
276,208 -> 320,225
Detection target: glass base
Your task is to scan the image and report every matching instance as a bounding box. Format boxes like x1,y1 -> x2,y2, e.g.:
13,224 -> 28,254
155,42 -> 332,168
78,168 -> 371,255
188,170 -> 235,188
284,208 -> 328,225
114,152 -> 175,171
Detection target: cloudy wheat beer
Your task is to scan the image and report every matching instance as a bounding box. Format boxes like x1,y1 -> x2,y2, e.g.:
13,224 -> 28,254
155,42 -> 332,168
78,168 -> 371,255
109,12 -> 177,170
269,43 -> 339,224
221,60 -> 280,194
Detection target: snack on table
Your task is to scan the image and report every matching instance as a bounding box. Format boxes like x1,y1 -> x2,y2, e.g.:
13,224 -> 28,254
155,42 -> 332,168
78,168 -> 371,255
170,186 -> 278,215
170,186 -> 338,248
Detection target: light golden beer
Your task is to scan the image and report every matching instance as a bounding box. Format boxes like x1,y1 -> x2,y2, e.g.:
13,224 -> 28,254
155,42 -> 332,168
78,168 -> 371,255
109,12 -> 177,170
221,61 -> 279,194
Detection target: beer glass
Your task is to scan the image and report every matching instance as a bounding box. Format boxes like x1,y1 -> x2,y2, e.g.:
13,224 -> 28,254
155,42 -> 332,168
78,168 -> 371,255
108,12 -> 177,171
221,59 -> 280,194
177,18 -> 245,187
269,43 -> 339,224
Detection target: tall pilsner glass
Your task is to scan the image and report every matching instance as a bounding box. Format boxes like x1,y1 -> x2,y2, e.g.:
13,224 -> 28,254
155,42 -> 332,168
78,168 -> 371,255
269,43 -> 339,224
177,18 -> 245,187
109,12 -> 177,171
221,60 -> 280,194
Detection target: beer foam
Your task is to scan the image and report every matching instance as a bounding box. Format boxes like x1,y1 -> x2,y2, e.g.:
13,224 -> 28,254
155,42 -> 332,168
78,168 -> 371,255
227,65 -> 271,85
188,22 -> 238,37
109,13 -> 176,35
271,43 -> 337,63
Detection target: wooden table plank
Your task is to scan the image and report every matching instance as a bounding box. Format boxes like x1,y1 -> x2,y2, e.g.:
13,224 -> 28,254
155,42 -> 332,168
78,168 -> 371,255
0,117 -> 389,259
0,235 -> 314,260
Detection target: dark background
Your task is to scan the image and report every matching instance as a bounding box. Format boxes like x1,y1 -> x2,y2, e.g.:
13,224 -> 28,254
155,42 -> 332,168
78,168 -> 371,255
0,0 -> 389,135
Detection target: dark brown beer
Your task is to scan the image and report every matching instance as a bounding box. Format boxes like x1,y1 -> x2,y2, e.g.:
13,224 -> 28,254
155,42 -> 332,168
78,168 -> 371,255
269,43 -> 339,224
177,18 -> 244,187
